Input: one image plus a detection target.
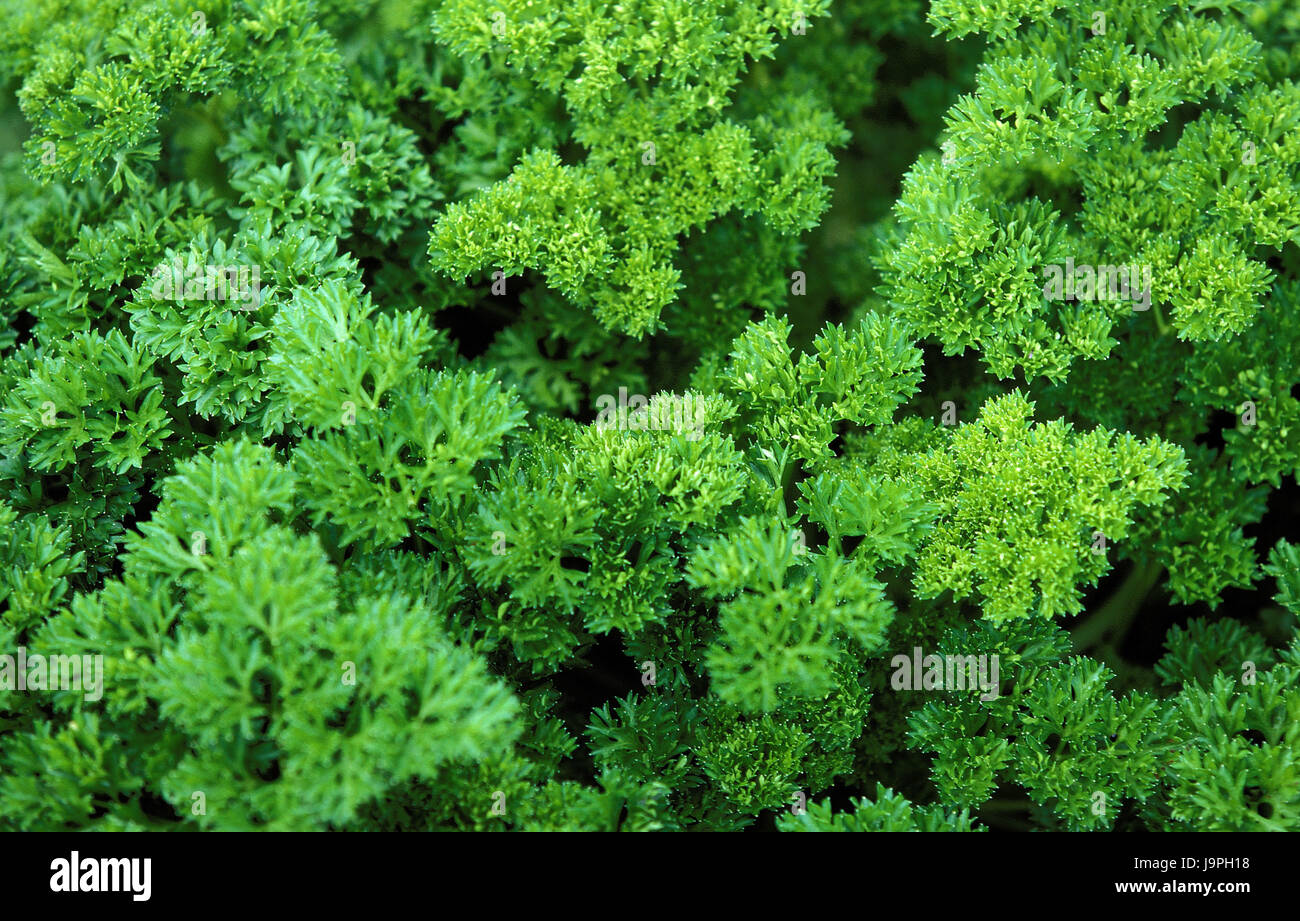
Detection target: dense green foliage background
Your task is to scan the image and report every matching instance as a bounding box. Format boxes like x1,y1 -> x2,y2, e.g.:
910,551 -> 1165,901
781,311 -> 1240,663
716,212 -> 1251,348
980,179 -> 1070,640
0,0 -> 1297,831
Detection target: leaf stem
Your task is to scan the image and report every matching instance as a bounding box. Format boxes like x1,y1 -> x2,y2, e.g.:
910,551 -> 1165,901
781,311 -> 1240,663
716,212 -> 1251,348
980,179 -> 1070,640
1070,557 -> 1164,655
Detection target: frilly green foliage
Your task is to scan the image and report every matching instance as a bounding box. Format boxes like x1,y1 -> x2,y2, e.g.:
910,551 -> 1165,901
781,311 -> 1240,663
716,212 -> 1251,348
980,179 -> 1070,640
0,0 -> 1296,832
778,782 -> 980,831
426,0 -> 848,338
